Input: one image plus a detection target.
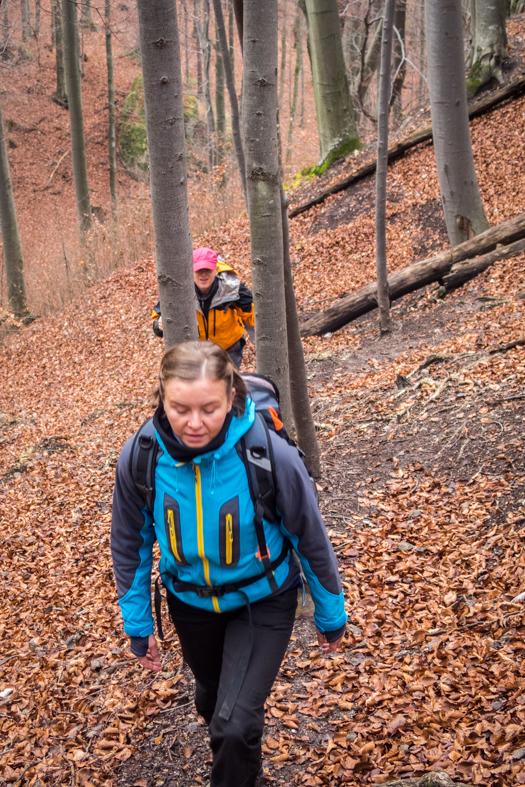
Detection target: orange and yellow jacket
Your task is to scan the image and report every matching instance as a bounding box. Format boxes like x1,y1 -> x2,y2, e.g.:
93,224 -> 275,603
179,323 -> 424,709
152,261 -> 255,351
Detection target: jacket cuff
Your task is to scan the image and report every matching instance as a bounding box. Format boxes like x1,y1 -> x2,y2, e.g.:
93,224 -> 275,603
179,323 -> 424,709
321,623 -> 346,643
129,635 -> 149,657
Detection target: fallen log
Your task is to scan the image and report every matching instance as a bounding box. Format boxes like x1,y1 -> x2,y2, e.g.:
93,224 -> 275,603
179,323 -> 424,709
289,73 -> 525,219
300,213 -> 525,337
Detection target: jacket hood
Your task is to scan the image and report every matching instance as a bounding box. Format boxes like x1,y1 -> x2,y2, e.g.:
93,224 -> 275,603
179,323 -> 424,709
154,397 -> 256,464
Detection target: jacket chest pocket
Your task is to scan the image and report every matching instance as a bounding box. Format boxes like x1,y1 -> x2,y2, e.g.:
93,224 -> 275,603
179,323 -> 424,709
164,495 -> 190,566
219,497 -> 240,568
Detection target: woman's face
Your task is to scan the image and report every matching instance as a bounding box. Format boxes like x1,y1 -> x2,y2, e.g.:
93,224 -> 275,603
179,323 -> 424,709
163,376 -> 235,448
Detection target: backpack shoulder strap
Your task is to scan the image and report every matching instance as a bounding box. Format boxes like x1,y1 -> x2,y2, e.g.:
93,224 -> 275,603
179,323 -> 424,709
130,418 -> 159,513
237,412 -> 280,593
237,411 -> 277,523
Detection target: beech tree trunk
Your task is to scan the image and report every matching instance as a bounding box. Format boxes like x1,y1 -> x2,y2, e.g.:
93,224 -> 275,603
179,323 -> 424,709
34,0 -> 40,37
375,0 -> 395,335
301,211 -> 525,336
467,0 -> 508,96
0,95 -> 27,318
105,0 -> 117,220
392,0 -> 407,120
286,9 -> 302,167
198,0 -> 217,170
359,17 -> 383,110
81,0 -> 94,28
53,0 -> 67,103
215,29 -> 225,164
21,0 -> 31,41
425,0 -> 489,246
136,0 -> 198,347
194,0 -> 203,97
243,0 -> 291,429
281,189 -> 320,477
212,0 -> 246,201
303,0 -> 360,167
278,0 -> 287,108
232,0 -> 242,52
62,0 -> 92,234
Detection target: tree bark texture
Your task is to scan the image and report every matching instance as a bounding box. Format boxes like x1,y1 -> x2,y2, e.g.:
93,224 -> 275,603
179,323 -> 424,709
281,189 -> 320,478
359,17 -> 383,109
300,211 -> 525,336
212,0 -> 246,201
243,0 -> 292,429
194,0 -> 203,97
215,29 -> 225,163
21,0 -> 31,41
0,94 -> 27,318
289,72 -> 525,218
54,0 -> 67,103
375,0 -> 396,335
105,0 -> 118,220
136,0 -> 198,347
199,0 -> 217,170
392,0 -> 407,120
285,9 -> 302,167
468,0 -> 508,96
62,0 -> 92,234
81,0 -> 94,28
228,0 -> 234,73
232,0 -> 243,52
278,0 -> 287,108
303,0 -> 360,165
426,0 -> 489,246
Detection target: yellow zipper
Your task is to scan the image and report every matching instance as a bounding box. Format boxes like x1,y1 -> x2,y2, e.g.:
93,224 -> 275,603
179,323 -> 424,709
167,509 -> 181,562
225,514 -> 233,565
194,464 -> 220,613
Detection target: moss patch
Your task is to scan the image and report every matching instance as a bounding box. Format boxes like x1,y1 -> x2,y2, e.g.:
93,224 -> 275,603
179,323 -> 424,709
119,74 -> 148,182
119,76 -> 202,182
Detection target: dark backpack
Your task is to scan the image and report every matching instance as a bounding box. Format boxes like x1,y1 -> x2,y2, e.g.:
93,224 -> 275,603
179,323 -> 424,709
130,375 -> 310,618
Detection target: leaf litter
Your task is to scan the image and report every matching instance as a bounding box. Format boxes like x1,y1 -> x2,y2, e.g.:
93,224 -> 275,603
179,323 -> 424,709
2,20 -> 525,787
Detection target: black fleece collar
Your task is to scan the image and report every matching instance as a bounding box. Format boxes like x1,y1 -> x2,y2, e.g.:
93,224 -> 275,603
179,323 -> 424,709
153,402 -> 234,462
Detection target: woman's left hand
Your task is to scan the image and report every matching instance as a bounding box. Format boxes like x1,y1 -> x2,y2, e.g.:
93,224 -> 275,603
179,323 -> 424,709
317,632 -> 344,653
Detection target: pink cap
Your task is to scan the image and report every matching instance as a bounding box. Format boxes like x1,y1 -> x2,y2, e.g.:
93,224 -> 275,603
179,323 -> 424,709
193,247 -> 218,271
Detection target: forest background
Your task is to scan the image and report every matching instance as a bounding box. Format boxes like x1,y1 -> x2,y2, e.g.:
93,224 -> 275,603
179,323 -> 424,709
2,2 -> 525,787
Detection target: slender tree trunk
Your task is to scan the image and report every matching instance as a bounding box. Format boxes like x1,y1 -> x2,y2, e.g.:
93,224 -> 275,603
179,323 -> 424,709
228,0 -> 234,74
3,1 -> 10,51
286,9 -> 302,168
243,0 -> 291,429
426,0 -> 489,246
183,0 -> 189,85
62,0 -> 91,233
81,0 -> 94,28
198,0 -> 216,170
194,0 -> 203,97
303,0 -> 360,167
278,0 -> 287,108
467,0 -> 508,96
34,0 -> 40,37
136,0 -> 198,347
105,0 -> 117,220
21,0 -> 31,41
281,189 -> 320,477
360,18 -> 383,105
392,0 -> 407,121
375,0 -> 395,335
0,95 -> 28,318
53,0 -> 67,102
232,0 -> 242,52
300,40 -> 305,127
215,27 -> 225,164
212,0 -> 246,201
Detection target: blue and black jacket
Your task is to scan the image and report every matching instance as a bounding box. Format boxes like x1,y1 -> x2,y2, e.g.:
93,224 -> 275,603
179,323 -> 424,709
111,398 -> 347,653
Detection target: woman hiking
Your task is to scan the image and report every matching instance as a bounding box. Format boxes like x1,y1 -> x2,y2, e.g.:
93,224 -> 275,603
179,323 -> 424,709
111,341 -> 346,787
152,247 -> 255,368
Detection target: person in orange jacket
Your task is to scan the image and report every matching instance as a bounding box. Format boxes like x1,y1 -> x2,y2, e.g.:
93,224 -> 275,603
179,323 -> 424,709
152,247 -> 255,368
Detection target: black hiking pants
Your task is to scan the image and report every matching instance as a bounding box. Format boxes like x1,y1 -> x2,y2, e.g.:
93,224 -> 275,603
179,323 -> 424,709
167,588 -> 297,787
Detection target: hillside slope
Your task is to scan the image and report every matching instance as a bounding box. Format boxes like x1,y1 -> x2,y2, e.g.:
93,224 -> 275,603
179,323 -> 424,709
1,18 -> 525,787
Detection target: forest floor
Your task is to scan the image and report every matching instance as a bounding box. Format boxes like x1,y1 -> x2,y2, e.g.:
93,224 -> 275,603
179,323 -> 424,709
2,14 -> 525,787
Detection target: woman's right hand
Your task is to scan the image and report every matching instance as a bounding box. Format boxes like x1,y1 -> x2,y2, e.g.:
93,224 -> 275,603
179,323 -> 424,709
138,633 -> 162,671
